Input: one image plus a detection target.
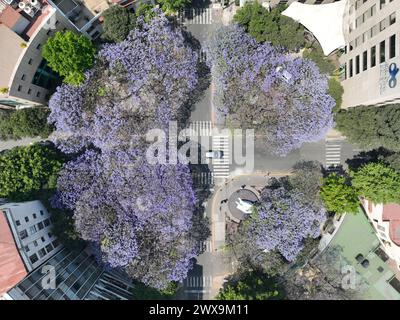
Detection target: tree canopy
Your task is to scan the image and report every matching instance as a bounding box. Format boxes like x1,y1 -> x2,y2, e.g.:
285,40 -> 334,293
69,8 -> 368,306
0,108 -> 53,140
328,78 -> 344,112
0,144 -> 64,201
320,173 -> 359,214
101,5 -> 136,43
204,25 -> 334,156
233,3 -> 305,51
351,162 -> 400,204
157,0 -> 191,14
49,12 -> 206,289
216,270 -> 285,300
42,31 -> 96,86
303,44 -> 336,75
335,104 -> 400,151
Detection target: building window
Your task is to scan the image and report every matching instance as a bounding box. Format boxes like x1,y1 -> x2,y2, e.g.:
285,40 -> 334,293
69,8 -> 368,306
27,88 -> 32,95
371,45 -> 376,67
46,30 -> 51,36
380,18 -> 388,32
45,243 -> 53,253
349,41 -> 354,51
363,51 -> 368,70
389,34 -> 396,58
389,12 -> 396,25
41,236 -> 45,243
40,210 -> 44,216
16,219 -> 21,226
43,219 -> 50,227
36,91 -> 41,98
371,4 -> 376,16
48,232 -> 52,238
17,85 -> 22,92
380,0 -> 385,9
52,239 -> 60,248
356,55 -> 360,74
19,230 -> 28,240
29,225 -> 37,235
380,40 -> 386,63
29,254 -> 39,264
21,74 -> 26,81
32,213 -> 37,219
24,245 -> 30,253
28,58 -> 33,65
38,248 -> 46,258
55,20 -> 59,26
36,44 -> 41,50
25,216 -> 29,223
33,240 -> 38,247
37,221 -> 44,230
349,59 -> 353,77
377,224 -> 385,231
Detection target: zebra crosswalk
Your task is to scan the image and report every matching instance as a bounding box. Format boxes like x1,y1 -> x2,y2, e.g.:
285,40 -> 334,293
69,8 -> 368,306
198,240 -> 213,253
184,276 -> 213,288
188,121 -> 212,137
212,135 -> 230,179
325,139 -> 342,168
192,171 -> 214,187
178,8 -> 213,25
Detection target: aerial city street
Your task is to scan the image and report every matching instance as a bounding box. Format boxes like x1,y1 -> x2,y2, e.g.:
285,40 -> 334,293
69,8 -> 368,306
1,0 -> 400,305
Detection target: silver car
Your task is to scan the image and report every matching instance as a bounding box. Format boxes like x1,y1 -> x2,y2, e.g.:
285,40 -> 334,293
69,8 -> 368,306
205,150 -> 223,159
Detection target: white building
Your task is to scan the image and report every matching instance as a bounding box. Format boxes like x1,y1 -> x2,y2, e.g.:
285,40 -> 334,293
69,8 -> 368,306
0,200 -> 62,273
362,199 -> 400,269
339,0 -> 400,107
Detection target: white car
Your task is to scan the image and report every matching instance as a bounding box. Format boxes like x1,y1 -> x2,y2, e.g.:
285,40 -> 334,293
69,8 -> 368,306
205,150 -> 223,159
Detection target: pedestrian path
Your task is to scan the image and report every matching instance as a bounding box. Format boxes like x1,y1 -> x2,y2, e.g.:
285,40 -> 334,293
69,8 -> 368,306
212,135 -> 230,179
192,171 -> 214,187
178,8 -> 213,25
325,139 -> 342,168
188,121 -> 212,137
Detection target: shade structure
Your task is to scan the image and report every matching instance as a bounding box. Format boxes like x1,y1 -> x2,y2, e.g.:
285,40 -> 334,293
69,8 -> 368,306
282,0 -> 347,55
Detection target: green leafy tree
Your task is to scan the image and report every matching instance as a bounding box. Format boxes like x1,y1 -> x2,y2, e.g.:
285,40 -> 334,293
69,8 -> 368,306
328,78 -> 344,112
216,271 -> 285,300
303,44 -> 336,75
42,31 -> 96,86
335,104 -> 400,151
351,162 -> 400,203
135,3 -> 157,22
0,144 -> 64,201
102,6 -> 136,43
233,3 -> 305,51
157,0 -> 191,14
0,108 -> 53,140
320,173 -> 359,214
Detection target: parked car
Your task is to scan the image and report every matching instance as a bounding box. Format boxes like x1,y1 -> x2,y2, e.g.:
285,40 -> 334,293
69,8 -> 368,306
205,150 -> 223,159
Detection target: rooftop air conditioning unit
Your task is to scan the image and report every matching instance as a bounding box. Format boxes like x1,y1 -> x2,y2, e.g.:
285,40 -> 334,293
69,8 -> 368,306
18,1 -> 25,9
24,4 -> 36,17
29,0 -> 41,10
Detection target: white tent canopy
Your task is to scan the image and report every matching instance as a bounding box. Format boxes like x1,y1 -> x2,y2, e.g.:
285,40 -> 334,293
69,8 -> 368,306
282,1 -> 347,56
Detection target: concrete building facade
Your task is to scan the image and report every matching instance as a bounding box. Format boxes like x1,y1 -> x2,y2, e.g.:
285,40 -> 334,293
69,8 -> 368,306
340,0 -> 400,107
0,201 -> 62,273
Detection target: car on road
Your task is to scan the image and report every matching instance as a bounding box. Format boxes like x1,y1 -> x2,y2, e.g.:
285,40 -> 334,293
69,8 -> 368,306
205,150 -> 223,159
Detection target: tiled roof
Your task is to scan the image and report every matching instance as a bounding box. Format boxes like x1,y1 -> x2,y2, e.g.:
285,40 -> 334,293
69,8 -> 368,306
383,204 -> 400,246
0,211 -> 27,296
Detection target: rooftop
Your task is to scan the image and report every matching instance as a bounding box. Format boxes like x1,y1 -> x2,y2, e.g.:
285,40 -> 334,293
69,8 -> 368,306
0,210 -> 27,296
382,204 -> 400,247
321,209 -> 400,300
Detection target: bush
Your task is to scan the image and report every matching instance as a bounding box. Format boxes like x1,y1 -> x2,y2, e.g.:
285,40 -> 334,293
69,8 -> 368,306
335,104 -> 400,151
0,144 -> 64,201
233,3 -> 305,51
328,78 -> 344,112
0,108 -> 53,140
101,6 -> 136,43
303,44 -> 336,75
